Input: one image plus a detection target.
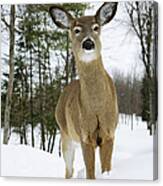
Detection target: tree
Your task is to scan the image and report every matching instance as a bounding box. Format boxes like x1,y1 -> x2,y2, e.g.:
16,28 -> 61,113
1,3 -> 89,150
126,1 -> 158,134
3,5 -> 16,144
113,68 -> 142,129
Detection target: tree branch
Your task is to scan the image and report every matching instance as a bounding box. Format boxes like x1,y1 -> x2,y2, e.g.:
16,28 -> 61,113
1,16 -> 10,28
125,3 -> 141,38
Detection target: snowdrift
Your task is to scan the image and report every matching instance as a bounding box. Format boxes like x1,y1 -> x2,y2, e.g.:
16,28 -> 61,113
1,115 -> 154,180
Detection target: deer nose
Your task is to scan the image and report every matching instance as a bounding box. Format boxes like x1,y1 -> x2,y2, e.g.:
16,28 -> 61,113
82,38 -> 95,50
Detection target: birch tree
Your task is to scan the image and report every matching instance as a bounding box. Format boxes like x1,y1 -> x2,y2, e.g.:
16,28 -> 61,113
3,5 -> 16,144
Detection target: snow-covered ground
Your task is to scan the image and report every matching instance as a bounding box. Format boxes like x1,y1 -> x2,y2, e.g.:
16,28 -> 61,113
0,114 -> 154,180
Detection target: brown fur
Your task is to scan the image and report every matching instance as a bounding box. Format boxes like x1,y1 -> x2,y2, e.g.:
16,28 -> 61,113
55,57 -> 118,179
50,2 -> 119,179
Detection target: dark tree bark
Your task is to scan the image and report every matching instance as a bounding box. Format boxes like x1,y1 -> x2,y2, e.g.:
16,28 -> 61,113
70,53 -> 76,81
36,13 -> 46,151
50,128 -> 57,154
24,66 -> 29,145
65,33 -> 69,85
47,134 -> 52,152
20,65 -> 28,145
29,48 -> 35,147
38,48 -> 46,151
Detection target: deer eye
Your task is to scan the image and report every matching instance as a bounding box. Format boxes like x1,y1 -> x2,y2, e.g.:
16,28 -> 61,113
73,27 -> 81,35
92,24 -> 99,32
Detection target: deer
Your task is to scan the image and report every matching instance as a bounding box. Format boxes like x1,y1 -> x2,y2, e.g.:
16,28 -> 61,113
49,2 -> 119,179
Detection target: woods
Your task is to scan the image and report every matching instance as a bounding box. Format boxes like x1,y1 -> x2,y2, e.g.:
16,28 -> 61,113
126,1 -> 158,134
1,2 -> 158,151
1,3 -> 88,151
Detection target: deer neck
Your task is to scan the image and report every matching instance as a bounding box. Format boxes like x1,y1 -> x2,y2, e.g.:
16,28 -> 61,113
77,56 -> 109,106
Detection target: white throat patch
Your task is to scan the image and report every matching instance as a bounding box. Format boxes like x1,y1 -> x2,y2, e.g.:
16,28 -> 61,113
80,50 -> 97,63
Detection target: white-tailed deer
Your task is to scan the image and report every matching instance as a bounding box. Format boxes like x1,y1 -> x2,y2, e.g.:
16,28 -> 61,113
49,2 -> 118,179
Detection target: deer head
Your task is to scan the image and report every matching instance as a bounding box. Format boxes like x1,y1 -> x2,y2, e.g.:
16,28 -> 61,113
49,2 -> 118,63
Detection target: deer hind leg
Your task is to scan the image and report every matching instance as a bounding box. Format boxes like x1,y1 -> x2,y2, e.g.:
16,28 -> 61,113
61,134 -> 75,179
81,142 -> 95,179
99,137 -> 114,174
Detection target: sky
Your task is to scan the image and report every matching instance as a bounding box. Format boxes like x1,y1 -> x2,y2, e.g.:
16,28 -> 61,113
1,2 -> 145,79
86,2 -> 144,78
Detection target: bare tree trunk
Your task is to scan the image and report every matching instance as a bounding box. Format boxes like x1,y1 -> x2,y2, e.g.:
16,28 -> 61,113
38,48 -> 46,151
20,130 -> 23,145
125,114 -> 127,125
20,67 -> 28,145
47,47 -> 53,84
50,128 -> 56,154
23,123 -> 27,145
65,33 -> 69,85
37,25 -> 46,151
3,5 -> 15,144
29,48 -> 35,147
24,66 -> 29,145
70,53 -> 76,81
47,134 -> 52,152
131,114 -> 134,131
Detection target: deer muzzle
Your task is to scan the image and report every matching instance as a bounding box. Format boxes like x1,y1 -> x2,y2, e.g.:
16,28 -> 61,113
82,38 -> 95,51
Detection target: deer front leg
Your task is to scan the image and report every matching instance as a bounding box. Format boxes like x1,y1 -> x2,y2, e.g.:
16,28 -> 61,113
99,138 -> 114,173
62,135 -> 75,179
81,142 -> 95,179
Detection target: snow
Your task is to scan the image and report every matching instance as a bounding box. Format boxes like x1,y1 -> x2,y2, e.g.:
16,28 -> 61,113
0,114 -> 155,180
1,144 -> 64,178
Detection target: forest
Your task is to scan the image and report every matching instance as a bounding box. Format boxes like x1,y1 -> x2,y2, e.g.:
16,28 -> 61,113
1,2 -> 158,153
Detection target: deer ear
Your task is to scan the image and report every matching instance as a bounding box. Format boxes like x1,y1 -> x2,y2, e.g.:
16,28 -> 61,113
49,6 -> 74,29
95,2 -> 118,26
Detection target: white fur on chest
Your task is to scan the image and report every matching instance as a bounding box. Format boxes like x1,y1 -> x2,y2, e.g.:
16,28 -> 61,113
80,50 -> 97,63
